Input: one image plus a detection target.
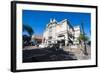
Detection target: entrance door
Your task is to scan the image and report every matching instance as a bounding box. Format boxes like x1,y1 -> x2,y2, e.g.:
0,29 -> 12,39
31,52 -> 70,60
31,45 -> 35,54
61,40 -> 65,46
57,40 -> 65,47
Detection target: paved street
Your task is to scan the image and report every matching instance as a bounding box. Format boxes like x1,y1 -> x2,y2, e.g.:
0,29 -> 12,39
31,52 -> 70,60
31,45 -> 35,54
23,47 -> 77,63
23,45 -> 91,63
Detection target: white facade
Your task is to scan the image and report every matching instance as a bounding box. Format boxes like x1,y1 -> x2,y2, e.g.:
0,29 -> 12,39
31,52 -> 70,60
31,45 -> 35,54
74,26 -> 81,44
43,19 -> 80,47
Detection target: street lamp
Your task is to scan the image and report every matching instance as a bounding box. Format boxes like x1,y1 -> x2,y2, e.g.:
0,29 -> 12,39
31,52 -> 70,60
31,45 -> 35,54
81,21 -> 88,55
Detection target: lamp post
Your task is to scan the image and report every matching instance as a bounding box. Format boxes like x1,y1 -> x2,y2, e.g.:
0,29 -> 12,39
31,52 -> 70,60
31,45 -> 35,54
81,21 -> 88,55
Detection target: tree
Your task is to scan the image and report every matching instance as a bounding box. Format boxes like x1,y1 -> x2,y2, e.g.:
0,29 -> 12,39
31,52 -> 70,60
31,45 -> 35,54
78,33 -> 89,55
23,24 -> 34,47
23,24 -> 34,36
80,21 -> 89,55
78,33 -> 89,42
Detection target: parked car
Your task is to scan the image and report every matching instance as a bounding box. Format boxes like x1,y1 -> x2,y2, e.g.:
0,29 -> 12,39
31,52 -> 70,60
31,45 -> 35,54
39,43 -> 48,48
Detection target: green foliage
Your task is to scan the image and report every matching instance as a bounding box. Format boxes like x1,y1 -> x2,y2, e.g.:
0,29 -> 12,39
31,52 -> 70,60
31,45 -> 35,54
23,24 -> 34,36
23,24 -> 34,47
78,33 -> 89,41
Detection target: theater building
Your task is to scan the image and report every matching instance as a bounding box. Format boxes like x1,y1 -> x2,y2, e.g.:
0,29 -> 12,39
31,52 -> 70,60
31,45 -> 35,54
43,18 -> 80,47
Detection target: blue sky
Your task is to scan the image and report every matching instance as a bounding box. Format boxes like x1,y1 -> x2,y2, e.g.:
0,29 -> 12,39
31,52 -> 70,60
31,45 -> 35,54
22,10 -> 91,38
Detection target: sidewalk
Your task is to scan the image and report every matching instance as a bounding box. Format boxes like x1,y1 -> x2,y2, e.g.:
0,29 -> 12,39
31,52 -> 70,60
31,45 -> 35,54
63,46 -> 91,60
23,46 -> 40,50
